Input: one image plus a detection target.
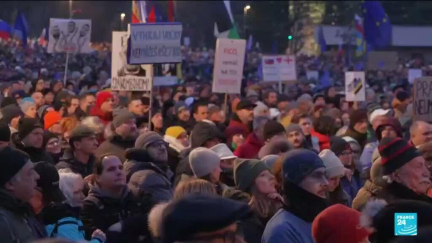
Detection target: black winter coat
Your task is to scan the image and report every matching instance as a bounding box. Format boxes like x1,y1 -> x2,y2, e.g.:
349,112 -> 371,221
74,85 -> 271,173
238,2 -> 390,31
56,148 -> 96,178
11,133 -> 54,164
95,135 -> 136,163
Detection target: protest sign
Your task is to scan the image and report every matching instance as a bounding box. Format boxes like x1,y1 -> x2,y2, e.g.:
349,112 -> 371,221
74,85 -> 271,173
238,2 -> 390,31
408,69 -> 422,84
111,31 -> 153,91
212,38 -> 246,94
345,72 -> 365,101
48,18 -> 92,54
306,70 -> 319,81
127,23 -> 183,64
366,51 -> 398,71
262,55 -> 297,82
153,63 -> 180,86
413,77 -> 432,122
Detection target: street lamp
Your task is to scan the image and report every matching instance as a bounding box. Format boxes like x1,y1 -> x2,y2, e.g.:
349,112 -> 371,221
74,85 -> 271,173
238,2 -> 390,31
243,5 -> 251,38
120,13 -> 126,31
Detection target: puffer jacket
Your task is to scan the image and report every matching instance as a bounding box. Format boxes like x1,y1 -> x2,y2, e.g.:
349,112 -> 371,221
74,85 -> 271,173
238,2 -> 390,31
95,134 -> 136,163
352,179 -> 382,211
56,148 -> 96,178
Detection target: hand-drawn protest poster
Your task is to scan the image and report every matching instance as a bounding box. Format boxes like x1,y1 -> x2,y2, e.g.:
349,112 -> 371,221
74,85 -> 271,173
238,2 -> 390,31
212,38 -> 246,94
414,77 -> 432,122
127,23 -> 183,64
262,55 -> 297,82
48,18 -> 92,54
345,72 -> 365,101
111,31 -> 153,91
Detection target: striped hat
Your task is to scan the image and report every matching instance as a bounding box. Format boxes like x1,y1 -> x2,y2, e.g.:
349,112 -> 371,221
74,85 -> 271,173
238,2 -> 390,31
378,137 -> 421,175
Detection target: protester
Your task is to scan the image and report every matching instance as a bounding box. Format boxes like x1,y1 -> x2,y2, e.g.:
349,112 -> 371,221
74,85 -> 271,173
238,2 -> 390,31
228,99 -> 256,135
44,110 -> 63,136
263,90 -> 278,108
258,137 -> 291,159
311,115 -> 335,151
286,123 -> 314,150
262,120 -> 286,143
410,120 -> 432,147
192,100 -> 209,123
344,110 -> 368,150
90,91 -> 114,125
127,96 -> 144,117
43,131 -> 62,164
20,97 -> 38,118
76,93 -> 96,119
291,113 -> 320,151
164,126 -> 189,172
224,126 -> 247,151
189,147 -> 223,192
1,104 -> 23,133
173,178 -> 217,200
234,116 -> 269,159
210,143 -> 237,187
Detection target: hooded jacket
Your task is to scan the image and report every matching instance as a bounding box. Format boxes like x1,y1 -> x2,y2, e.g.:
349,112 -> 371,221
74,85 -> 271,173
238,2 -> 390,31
95,134 -> 136,163
310,129 -> 330,152
228,114 -> 252,136
0,189 -> 47,242
56,148 -> 96,178
234,132 -> 264,159
11,132 -> 55,164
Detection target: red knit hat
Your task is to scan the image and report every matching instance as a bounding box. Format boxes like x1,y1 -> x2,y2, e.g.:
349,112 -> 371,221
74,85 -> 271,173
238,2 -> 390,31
96,91 -> 113,108
44,111 -> 61,130
312,204 -> 371,243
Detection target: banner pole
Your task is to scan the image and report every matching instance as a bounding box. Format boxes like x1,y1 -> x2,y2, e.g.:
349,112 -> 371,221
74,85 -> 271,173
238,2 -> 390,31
63,0 -> 73,86
223,93 -> 228,117
148,69 -> 154,131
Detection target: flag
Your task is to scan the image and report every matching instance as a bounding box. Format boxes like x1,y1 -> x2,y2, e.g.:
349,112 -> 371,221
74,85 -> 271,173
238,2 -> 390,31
38,27 -> 47,46
214,23 -> 230,38
223,1 -> 234,24
354,14 -> 366,57
362,1 -> 392,49
132,0 -> 147,23
228,25 -> 240,39
246,35 -> 253,51
0,20 -> 11,40
320,70 -> 331,88
317,26 -> 326,53
168,0 -> 174,22
147,5 -> 156,23
271,41 -> 277,54
13,12 -> 29,47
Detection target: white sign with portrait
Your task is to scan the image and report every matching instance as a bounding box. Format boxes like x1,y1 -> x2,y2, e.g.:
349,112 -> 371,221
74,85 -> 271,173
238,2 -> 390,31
48,18 -> 92,54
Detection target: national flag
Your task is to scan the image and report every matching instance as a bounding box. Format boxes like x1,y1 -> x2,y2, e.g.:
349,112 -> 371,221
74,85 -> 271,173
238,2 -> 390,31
354,14 -> 366,57
0,20 -> 11,40
147,5 -> 156,23
246,35 -> 253,51
362,1 -> 392,49
13,12 -> 29,47
214,1 -> 239,39
228,25 -> 240,39
168,0 -> 175,22
38,27 -> 47,46
317,25 -> 327,53
320,70 -> 331,88
132,0 -> 147,23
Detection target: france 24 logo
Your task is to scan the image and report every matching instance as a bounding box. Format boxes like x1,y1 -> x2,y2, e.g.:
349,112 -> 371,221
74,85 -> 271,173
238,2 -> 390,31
395,213 -> 417,236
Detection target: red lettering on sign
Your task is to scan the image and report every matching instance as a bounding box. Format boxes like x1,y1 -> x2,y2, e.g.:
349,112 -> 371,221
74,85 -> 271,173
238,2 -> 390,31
224,48 -> 238,55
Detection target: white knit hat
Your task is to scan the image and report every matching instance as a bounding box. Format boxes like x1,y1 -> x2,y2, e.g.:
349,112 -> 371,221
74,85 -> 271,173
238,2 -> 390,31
318,149 -> 345,178
210,144 -> 237,160
189,147 -> 221,177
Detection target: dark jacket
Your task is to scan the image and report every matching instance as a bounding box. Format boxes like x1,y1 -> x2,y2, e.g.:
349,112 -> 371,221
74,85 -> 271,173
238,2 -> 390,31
352,179 -> 382,211
56,148 -> 96,178
377,181 -> 432,204
80,184 -> 153,242
340,168 -> 363,201
228,114 -> 252,136
95,135 -> 136,163
0,189 -> 47,242
234,132 -> 263,159
239,213 -> 267,243
327,184 -> 351,206
344,127 -> 367,150
11,133 -> 54,164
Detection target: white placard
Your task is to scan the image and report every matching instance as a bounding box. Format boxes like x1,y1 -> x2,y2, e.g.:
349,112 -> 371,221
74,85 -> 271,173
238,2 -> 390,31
345,71 -> 366,101
48,18 -> 92,54
128,23 -> 183,64
408,69 -> 422,84
111,31 -> 153,91
262,55 -> 297,82
306,70 -> 319,81
212,38 -> 246,94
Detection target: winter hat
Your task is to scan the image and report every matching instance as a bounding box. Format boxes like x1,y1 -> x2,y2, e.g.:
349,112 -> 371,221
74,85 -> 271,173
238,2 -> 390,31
366,102 -> 381,116
378,137 -> 421,175
34,162 -> 65,203
0,146 -> 30,186
312,204 -> 370,243
318,150 -> 345,178
253,101 -> 268,117
1,104 -> 23,124
0,122 -> 10,142
95,91 -> 113,108
37,105 -> 51,119
234,159 -> 270,192
374,117 -> 403,141
282,149 -> 325,185
190,122 -> 224,149
263,120 -> 285,141
161,193 -> 252,243
246,89 -> 259,98
69,125 -> 95,144
1,97 -> 18,108
165,126 -> 186,139
174,101 -> 188,115
44,111 -> 61,130
18,118 -> 43,140
285,123 -> 303,134
19,97 -> 36,113
42,130 -> 59,149
261,154 -> 280,169
135,131 -> 165,148
224,126 -> 246,143
349,110 -> 368,128
297,93 -> 312,104
12,90 -> 26,99
258,138 -> 291,159
236,99 -> 257,111
189,147 -> 221,178
210,143 -> 237,160
369,108 -> 390,123
330,136 -> 351,156
113,111 -> 135,128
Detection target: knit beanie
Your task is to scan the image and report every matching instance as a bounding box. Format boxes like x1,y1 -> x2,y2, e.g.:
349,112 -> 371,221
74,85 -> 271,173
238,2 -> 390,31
261,154 -> 280,170
19,97 -> 36,113
330,136 -> 351,156
312,204 -> 370,243
285,124 -> 303,134
0,121 -> 11,142
234,159 -> 270,192
37,105 -> 51,120
349,110 -> 368,129
210,143 -> 237,160
1,104 -> 23,124
263,120 -> 285,141
43,130 -> 59,148
44,111 -> 62,130
282,149 -> 325,185
0,146 -> 30,186
18,118 -> 43,140
166,126 -> 187,139
135,131 -> 164,148
318,149 -> 345,178
96,91 -> 113,108
189,147 -> 221,178
378,137 -> 421,175
113,110 -> 135,128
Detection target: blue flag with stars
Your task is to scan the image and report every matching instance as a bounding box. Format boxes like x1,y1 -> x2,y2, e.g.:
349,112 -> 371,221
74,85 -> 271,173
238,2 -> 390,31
362,1 -> 391,49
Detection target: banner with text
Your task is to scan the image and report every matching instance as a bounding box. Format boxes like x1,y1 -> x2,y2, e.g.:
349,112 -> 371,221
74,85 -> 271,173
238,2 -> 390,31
127,23 -> 183,64
111,31 -> 153,91
414,77 -> 432,122
345,71 -> 365,101
262,55 -> 297,82
48,18 -> 92,54
212,38 -> 246,94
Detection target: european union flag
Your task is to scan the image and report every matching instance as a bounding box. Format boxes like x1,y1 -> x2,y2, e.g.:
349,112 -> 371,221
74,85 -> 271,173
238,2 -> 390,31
362,1 -> 392,49
317,26 -> 327,53
13,12 -> 28,47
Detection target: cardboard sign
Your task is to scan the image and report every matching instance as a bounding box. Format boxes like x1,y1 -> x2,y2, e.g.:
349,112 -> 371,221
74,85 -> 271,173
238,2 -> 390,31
366,51 -> 398,71
345,72 -> 365,101
408,69 -> 422,84
48,18 -> 92,54
111,31 -> 153,91
413,77 -> 432,122
212,38 -> 246,94
262,55 -> 297,82
127,23 -> 183,64
306,70 -> 319,81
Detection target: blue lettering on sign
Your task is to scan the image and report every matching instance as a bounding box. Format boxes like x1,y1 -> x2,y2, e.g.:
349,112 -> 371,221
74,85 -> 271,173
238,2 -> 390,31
132,30 -> 182,42
132,46 -> 181,59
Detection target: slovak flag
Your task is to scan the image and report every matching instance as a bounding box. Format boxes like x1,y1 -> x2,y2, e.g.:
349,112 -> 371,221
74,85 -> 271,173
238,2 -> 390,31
38,28 -> 47,46
0,20 -> 11,40
132,0 -> 147,23
264,59 -> 274,65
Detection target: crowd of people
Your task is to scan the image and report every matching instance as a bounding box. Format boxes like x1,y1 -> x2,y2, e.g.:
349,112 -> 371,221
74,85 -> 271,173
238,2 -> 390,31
2,36 -> 432,243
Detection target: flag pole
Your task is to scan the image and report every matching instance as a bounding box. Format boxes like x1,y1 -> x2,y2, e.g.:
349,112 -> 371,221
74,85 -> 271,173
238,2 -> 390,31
63,0 -> 73,86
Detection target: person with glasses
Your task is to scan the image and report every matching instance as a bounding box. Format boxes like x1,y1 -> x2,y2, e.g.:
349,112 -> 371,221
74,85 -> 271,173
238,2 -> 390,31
330,136 -> 363,201
43,130 -> 62,164
263,149 -> 329,243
